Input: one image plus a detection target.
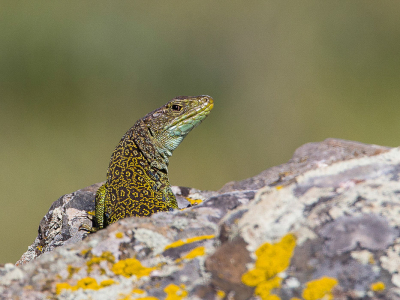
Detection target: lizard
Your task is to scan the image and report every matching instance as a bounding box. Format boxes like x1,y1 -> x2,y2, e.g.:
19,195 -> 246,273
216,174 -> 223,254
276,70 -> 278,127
82,95 -> 214,232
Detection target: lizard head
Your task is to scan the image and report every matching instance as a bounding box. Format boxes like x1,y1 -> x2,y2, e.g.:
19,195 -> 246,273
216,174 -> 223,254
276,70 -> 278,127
145,95 -> 214,154
135,95 -> 213,170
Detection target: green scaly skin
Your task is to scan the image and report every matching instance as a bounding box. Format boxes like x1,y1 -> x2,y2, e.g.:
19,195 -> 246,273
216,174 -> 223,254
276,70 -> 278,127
84,95 -> 214,232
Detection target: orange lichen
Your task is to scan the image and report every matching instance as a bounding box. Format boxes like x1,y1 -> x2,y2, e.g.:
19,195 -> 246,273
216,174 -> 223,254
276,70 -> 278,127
112,258 -> 154,278
164,235 -> 215,250
370,281 -> 385,291
164,284 -> 188,300
242,233 -> 297,300
302,277 -> 338,300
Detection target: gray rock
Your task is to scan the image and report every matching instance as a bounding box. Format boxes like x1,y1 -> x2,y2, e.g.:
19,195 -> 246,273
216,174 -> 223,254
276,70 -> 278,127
1,138 -> 398,299
220,138 -> 390,192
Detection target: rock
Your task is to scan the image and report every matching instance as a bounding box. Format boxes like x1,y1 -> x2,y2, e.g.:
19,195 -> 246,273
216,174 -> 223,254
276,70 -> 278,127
1,138 -> 399,299
16,184 -> 219,266
220,138 -> 390,192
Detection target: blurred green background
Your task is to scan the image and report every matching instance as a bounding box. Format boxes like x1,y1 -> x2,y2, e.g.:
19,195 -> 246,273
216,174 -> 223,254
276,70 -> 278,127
1,1 -> 400,263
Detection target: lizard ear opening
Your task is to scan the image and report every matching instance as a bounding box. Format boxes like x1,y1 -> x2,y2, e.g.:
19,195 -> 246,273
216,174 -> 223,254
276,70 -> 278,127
148,127 -> 154,137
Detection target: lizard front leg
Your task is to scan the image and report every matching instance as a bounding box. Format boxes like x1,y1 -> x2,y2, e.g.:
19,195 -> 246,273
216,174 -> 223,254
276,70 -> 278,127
80,183 -> 108,232
162,186 -> 179,210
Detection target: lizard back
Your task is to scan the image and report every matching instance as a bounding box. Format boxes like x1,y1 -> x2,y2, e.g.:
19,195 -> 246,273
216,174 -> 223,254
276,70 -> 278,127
106,127 -> 173,221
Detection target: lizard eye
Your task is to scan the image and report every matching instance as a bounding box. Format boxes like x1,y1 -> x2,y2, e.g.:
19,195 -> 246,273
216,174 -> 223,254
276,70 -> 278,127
171,104 -> 182,111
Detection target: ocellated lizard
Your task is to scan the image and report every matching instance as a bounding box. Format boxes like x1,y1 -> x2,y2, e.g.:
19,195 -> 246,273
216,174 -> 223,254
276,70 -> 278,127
83,95 -> 213,232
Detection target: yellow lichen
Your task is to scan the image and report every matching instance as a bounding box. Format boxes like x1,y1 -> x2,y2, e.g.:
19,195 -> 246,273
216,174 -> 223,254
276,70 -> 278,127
100,279 -> 116,287
216,290 -> 226,299
102,251 -> 116,262
175,246 -> 206,263
112,258 -> 154,278
88,257 -> 102,265
265,295 -> 280,300
302,277 -> 338,300
164,284 -> 188,300
80,248 -> 90,256
86,251 -> 115,273
118,295 -> 134,300
275,186 -> 283,190
76,277 -> 100,290
115,232 -> 124,239
255,234 -> 296,278
56,277 -> 116,294
242,268 -> 267,286
56,282 -> 76,295
242,234 -> 297,300
164,235 -> 215,250
185,197 -> 203,205
254,277 -> 281,300
370,281 -> 385,291
86,257 -> 101,273
153,282 -> 161,289
119,293 -> 159,300
67,265 -> 81,279
132,288 -> 146,294
290,298 -> 302,300
368,255 -> 375,264
184,246 -> 206,260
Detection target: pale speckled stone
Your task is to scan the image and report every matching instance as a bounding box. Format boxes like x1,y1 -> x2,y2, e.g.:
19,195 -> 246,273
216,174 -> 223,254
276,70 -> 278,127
133,228 -> 171,255
3,139 -> 400,299
351,250 -> 374,265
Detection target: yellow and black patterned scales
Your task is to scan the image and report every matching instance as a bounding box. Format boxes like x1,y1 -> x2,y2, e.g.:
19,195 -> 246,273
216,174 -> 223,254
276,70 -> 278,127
85,96 -> 213,232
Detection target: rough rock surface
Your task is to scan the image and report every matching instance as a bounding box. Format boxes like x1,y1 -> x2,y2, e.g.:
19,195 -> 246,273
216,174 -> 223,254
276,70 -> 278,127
16,183 -> 218,266
1,138 -> 399,299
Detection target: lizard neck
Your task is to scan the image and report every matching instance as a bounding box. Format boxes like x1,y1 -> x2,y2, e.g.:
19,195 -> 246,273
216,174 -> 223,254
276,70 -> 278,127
132,120 -> 170,173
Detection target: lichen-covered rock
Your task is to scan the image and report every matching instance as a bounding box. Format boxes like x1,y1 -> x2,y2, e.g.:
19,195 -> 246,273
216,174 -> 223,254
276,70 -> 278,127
16,183 -> 218,266
1,138 -> 399,299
